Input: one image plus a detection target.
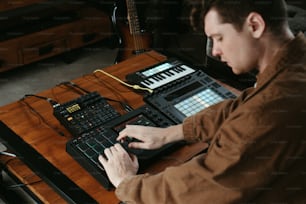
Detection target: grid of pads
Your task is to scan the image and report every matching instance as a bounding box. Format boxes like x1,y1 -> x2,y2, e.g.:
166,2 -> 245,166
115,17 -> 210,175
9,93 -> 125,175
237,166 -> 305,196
174,88 -> 224,117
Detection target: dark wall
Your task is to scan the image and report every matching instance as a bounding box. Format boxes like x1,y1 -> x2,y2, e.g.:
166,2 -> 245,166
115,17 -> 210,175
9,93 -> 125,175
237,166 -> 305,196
87,0 -> 305,90
286,0 -> 306,10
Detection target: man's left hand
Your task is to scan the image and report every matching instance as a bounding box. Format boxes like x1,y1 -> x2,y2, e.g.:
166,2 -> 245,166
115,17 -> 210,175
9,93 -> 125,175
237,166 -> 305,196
98,143 -> 139,187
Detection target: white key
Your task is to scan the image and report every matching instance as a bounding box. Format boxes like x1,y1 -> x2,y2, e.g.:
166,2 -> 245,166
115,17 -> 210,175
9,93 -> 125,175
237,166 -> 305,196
145,66 -> 195,89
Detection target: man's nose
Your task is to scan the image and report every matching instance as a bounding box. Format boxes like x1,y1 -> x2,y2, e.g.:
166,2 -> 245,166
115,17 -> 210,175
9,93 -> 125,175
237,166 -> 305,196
212,45 -> 222,57
207,38 -> 221,57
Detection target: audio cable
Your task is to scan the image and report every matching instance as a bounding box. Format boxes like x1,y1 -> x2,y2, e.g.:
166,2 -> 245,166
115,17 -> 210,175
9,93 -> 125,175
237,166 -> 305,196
0,158 -> 43,188
57,81 -> 90,95
57,81 -> 133,112
22,94 -> 60,108
93,69 -> 153,94
19,94 -> 64,136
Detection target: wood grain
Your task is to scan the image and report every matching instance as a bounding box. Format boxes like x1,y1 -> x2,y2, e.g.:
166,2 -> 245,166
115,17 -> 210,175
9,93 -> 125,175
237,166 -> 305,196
0,51 -> 213,203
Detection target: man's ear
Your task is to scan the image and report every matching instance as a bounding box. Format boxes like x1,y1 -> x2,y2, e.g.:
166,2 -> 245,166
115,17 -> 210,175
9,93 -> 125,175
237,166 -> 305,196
246,12 -> 265,38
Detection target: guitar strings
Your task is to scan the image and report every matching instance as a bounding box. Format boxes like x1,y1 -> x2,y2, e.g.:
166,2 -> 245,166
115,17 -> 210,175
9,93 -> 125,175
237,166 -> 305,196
128,0 -> 137,50
127,0 -> 144,52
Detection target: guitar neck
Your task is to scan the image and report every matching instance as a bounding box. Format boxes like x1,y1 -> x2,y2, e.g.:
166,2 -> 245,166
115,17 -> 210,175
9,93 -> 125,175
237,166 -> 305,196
115,0 -> 152,62
126,0 -> 141,34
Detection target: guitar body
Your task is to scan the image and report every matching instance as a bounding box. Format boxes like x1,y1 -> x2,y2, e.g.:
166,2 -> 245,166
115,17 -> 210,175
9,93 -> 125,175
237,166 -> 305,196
112,0 -> 152,62
116,22 -> 152,62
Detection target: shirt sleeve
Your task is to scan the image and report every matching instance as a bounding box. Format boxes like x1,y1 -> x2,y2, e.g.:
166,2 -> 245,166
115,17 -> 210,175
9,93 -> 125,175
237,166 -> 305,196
115,112 -> 259,204
114,34 -> 306,204
115,93 -> 305,203
182,88 -> 252,143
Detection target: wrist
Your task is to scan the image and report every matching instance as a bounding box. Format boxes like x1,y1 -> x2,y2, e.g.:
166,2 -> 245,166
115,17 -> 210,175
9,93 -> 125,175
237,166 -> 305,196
114,174 -> 134,188
165,124 -> 184,144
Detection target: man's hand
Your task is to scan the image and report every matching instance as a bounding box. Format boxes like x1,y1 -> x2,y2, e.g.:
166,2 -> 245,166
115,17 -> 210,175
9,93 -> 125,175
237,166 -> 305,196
98,143 -> 139,188
117,124 -> 184,150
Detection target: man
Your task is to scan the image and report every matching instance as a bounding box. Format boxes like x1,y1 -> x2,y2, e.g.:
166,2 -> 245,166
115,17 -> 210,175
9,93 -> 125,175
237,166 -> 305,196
99,0 -> 306,203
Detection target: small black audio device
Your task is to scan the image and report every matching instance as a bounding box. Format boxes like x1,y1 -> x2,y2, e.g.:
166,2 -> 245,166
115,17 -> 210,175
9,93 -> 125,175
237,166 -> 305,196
65,104 -> 178,190
53,91 -> 121,136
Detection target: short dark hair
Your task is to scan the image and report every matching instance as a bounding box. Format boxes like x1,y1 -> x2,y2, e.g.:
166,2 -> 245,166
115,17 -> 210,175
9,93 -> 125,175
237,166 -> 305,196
189,0 -> 288,34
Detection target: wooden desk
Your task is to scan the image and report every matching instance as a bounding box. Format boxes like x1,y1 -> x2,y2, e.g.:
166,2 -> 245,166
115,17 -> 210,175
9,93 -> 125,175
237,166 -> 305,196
0,51 -> 210,203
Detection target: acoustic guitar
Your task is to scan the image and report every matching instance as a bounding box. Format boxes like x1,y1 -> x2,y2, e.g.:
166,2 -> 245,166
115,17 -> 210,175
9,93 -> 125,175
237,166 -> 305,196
114,0 -> 152,62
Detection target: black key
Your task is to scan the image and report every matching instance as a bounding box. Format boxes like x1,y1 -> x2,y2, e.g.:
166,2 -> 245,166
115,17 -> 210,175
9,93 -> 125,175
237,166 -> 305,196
93,144 -> 105,154
84,148 -> 96,158
76,142 -> 89,152
86,138 -> 97,147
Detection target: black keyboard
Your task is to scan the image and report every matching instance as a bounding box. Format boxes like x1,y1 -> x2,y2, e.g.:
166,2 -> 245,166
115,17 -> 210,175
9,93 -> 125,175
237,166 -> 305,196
66,105 -> 178,190
53,91 -> 121,136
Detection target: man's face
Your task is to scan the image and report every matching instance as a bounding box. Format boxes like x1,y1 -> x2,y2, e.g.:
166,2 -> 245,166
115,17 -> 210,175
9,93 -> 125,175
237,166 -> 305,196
204,9 -> 258,75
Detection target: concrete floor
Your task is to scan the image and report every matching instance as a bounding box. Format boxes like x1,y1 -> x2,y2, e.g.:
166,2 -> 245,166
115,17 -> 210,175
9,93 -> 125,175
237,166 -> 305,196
0,42 -> 118,107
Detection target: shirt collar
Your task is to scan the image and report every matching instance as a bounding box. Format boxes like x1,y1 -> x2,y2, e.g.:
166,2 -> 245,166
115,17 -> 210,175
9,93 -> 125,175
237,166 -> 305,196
255,32 -> 306,89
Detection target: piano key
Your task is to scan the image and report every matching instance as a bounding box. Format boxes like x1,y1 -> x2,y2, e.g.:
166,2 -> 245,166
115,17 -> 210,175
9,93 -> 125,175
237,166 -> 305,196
144,66 -> 195,89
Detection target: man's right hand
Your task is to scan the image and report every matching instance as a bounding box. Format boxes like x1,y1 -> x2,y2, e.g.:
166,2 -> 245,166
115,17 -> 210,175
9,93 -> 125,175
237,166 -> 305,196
117,124 -> 184,150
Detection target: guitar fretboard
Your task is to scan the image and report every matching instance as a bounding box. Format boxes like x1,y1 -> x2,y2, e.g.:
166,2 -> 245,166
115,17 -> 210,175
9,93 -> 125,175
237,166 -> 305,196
126,0 -> 141,34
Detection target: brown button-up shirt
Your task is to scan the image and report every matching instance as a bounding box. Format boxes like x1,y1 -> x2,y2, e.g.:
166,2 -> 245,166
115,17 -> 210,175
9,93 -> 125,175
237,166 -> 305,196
115,33 -> 306,203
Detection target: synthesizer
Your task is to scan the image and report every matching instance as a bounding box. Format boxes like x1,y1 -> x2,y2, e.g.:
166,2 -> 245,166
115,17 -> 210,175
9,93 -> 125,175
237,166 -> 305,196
53,91 -> 180,189
53,91 -> 121,136
144,69 -> 236,123
126,59 -> 197,91
65,104 -> 179,190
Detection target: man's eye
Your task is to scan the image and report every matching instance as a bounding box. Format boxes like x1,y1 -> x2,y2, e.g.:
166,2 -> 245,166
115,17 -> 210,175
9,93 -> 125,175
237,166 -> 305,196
216,37 -> 222,42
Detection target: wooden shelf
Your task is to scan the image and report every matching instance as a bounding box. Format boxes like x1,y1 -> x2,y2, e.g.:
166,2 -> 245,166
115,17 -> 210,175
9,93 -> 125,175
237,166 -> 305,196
0,3 -> 113,72
0,0 -> 45,12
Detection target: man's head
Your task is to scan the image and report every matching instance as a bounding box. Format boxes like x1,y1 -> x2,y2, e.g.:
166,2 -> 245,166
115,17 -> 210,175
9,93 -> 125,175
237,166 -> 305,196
189,0 -> 292,74
201,0 -> 288,34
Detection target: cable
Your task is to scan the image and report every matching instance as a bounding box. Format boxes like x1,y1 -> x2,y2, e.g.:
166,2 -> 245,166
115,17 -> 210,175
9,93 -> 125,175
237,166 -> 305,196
2,157 -> 16,167
57,81 -> 90,95
0,158 -> 43,189
0,151 -> 16,157
22,94 -> 60,108
7,179 -> 42,189
58,80 -> 134,112
0,157 -> 17,174
19,95 -> 65,137
84,74 -> 135,112
104,97 -> 133,112
93,69 -> 153,94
